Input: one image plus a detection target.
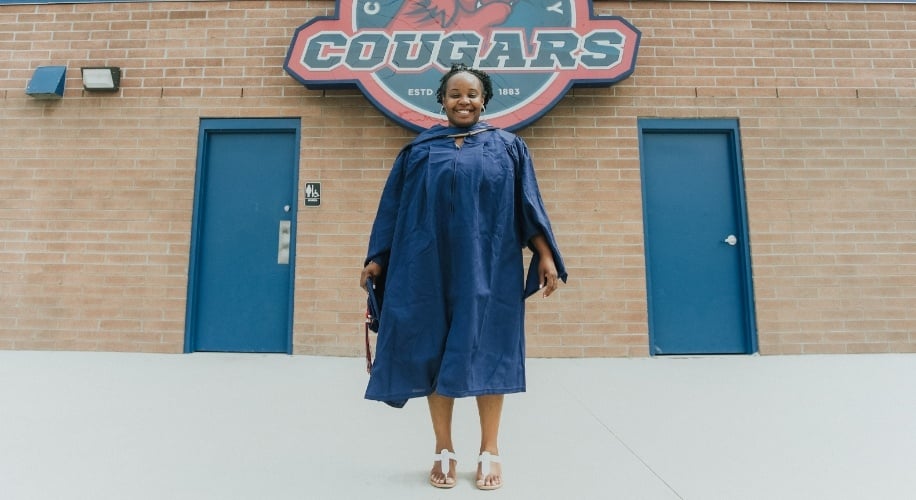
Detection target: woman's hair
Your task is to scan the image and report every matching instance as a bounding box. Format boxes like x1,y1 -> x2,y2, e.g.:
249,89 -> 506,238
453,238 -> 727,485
435,63 -> 493,106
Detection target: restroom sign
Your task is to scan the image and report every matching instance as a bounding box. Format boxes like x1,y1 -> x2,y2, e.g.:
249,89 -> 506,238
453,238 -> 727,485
304,182 -> 321,207
283,0 -> 640,132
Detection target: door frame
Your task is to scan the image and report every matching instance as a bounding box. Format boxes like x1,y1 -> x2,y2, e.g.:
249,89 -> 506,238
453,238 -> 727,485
638,118 -> 758,355
184,117 -> 301,354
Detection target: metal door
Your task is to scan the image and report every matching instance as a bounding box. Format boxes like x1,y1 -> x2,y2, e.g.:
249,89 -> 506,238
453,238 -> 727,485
185,119 -> 300,353
638,119 -> 757,355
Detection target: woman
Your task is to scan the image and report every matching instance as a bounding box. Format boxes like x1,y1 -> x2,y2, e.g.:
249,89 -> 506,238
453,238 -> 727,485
360,64 -> 567,490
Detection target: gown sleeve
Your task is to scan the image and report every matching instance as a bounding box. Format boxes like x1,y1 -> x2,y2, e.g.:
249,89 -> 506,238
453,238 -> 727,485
365,148 -> 408,271
512,135 -> 569,298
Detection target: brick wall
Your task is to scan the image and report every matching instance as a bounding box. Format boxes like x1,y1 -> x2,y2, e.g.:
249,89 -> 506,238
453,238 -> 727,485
1,1 -> 913,356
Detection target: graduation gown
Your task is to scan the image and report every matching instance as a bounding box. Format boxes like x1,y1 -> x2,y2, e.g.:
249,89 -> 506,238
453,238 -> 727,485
364,122 -> 567,408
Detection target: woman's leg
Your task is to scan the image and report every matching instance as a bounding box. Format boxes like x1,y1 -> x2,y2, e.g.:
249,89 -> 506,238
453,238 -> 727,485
476,394 -> 504,488
427,393 -> 457,487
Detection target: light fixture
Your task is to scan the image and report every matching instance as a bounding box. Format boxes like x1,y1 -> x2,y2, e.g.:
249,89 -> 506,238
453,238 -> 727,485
80,67 -> 121,91
25,65 -> 67,99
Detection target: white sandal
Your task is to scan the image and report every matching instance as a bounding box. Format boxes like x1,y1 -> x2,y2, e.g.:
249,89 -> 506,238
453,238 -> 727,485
476,451 -> 502,491
430,449 -> 457,489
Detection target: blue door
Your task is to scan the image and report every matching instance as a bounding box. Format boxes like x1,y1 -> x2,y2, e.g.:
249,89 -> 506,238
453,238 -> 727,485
185,119 -> 300,353
638,119 -> 757,355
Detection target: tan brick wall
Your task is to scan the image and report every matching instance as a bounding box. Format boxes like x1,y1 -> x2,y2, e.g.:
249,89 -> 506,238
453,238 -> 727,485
1,1 -> 914,356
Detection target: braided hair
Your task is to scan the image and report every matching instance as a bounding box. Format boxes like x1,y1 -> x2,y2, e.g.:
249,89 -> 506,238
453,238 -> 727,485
435,63 -> 494,107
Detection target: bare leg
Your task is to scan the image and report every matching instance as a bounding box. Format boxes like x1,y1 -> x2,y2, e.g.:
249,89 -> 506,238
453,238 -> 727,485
476,394 -> 504,489
427,393 -> 457,487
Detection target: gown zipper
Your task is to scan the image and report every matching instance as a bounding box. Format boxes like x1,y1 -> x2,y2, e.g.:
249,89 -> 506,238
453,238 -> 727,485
450,141 -> 461,214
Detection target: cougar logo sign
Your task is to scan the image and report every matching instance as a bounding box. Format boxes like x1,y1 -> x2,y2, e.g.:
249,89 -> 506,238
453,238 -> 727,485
284,0 -> 640,132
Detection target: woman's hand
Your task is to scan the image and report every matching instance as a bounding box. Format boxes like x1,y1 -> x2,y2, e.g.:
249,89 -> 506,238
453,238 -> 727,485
361,261 -> 382,291
530,235 -> 560,298
538,255 -> 559,298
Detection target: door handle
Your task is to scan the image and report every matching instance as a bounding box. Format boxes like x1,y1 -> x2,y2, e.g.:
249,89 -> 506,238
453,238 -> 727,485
277,220 -> 291,264
724,234 -> 737,246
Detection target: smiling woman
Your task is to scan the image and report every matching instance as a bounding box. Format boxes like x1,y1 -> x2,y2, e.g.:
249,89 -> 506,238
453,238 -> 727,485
438,69 -> 488,130
358,63 -> 567,490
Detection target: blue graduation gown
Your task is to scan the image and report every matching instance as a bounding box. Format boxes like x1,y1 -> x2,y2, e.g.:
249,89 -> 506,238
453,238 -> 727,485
364,122 -> 567,408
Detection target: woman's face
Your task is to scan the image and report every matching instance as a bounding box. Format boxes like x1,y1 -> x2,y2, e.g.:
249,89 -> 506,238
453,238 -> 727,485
442,72 -> 485,128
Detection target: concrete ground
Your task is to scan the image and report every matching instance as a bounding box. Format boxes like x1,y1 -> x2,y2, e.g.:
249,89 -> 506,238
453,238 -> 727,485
1,350 -> 914,500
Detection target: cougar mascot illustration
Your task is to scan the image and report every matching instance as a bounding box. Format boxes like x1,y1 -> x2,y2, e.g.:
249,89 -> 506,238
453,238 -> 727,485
389,0 -> 515,33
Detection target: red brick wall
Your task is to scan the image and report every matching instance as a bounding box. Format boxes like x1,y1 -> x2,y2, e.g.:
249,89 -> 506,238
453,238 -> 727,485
1,1 -> 914,356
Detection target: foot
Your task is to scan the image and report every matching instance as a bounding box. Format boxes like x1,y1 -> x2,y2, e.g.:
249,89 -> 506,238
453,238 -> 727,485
429,449 -> 457,489
476,451 -> 502,490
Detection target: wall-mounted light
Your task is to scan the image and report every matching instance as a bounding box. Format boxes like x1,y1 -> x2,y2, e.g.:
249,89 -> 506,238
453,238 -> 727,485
25,65 -> 67,99
80,67 -> 121,91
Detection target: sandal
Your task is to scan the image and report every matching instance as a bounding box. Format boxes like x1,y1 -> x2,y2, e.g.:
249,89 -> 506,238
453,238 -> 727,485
476,451 -> 502,491
429,449 -> 457,489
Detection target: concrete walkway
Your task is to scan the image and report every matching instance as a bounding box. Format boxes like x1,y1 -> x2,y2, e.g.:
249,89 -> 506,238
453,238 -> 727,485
1,351 -> 914,500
